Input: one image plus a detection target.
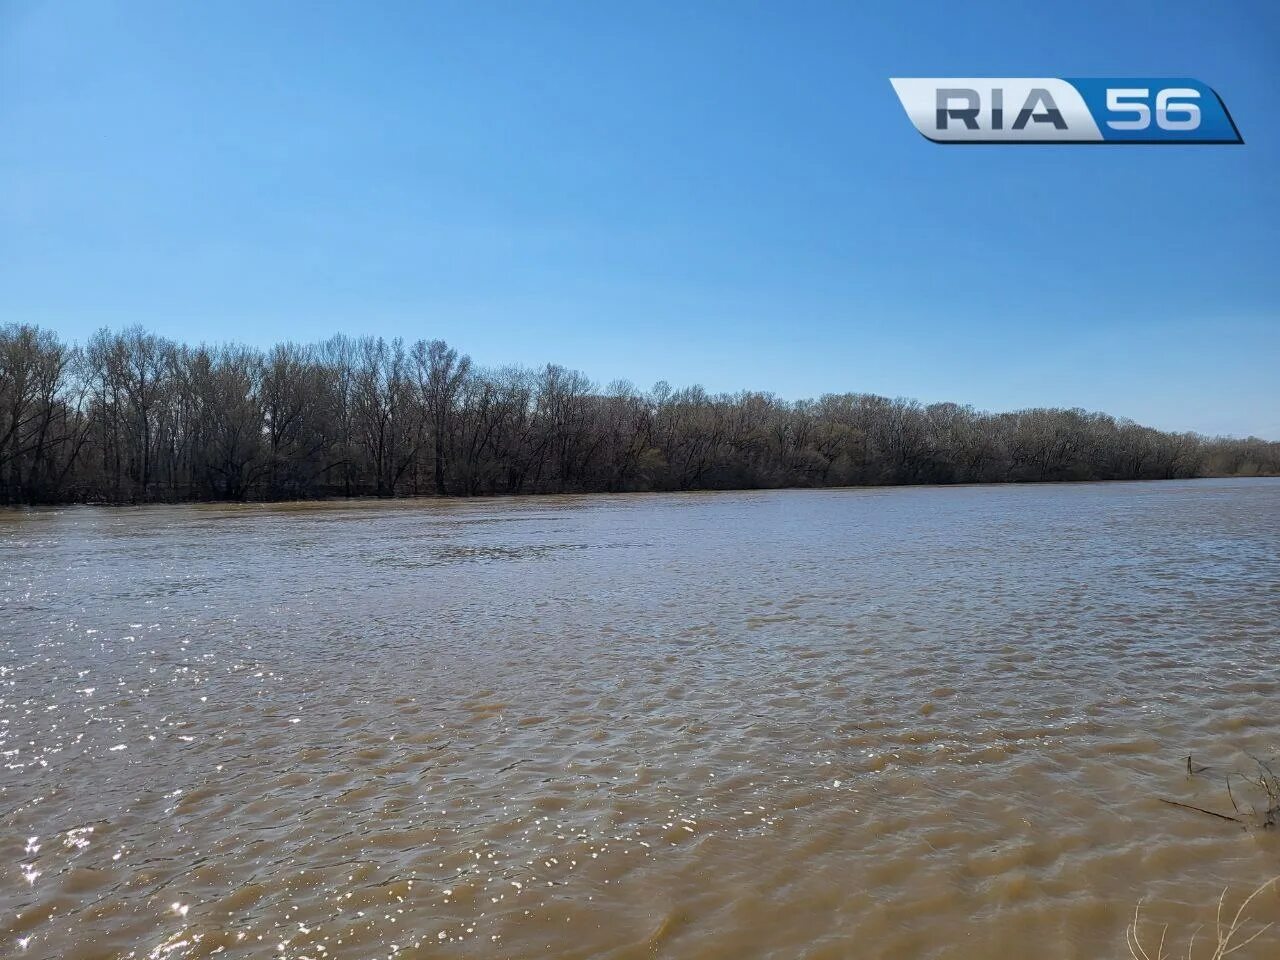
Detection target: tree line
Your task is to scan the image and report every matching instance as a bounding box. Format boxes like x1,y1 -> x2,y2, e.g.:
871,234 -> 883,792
1,323 -> 1276,505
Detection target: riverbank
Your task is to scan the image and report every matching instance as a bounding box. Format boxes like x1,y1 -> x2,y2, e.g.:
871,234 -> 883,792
6,469 -> 1279,510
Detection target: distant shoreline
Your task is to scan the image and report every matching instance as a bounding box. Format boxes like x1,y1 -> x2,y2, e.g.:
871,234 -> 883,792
3,323 -> 1278,507
6,472 -> 1277,512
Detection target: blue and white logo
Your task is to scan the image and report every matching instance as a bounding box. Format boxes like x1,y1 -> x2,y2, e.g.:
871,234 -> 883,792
890,78 -> 1242,144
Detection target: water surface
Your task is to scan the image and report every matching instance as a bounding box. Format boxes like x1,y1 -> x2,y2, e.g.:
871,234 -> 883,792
3,480 -> 1279,958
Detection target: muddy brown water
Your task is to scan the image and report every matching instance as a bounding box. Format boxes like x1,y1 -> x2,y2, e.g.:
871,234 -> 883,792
2,479 -> 1278,959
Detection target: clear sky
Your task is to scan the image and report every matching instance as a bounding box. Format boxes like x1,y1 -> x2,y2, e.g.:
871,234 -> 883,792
2,1 -> 1277,438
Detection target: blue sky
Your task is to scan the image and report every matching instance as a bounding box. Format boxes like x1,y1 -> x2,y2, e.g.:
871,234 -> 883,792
2,1 -> 1277,438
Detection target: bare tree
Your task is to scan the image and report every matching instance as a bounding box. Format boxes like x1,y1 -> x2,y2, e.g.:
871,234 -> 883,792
413,340 -> 471,496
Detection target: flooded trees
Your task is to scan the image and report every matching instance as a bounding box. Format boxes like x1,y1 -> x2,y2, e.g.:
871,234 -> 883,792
0,325 -> 83,503
413,339 -> 471,496
79,327 -> 178,501
0,322 -> 1276,504
352,337 -> 419,498
185,345 -> 266,500
261,343 -> 343,499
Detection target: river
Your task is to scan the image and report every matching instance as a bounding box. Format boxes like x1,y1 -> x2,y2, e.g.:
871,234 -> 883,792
3,479 -> 1278,958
